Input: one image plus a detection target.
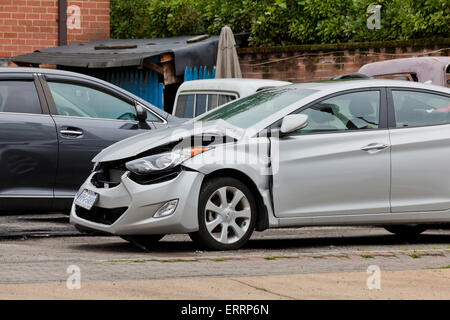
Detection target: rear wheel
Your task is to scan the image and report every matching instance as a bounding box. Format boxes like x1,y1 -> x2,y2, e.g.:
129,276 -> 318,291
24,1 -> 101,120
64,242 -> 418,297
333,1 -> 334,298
384,225 -> 427,238
121,235 -> 165,250
191,177 -> 257,250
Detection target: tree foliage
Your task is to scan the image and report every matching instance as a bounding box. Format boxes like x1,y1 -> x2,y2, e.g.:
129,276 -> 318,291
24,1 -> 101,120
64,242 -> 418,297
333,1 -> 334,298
111,0 -> 450,45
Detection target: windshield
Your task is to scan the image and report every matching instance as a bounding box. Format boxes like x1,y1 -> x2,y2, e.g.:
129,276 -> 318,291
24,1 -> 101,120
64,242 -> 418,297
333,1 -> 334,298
195,87 -> 318,128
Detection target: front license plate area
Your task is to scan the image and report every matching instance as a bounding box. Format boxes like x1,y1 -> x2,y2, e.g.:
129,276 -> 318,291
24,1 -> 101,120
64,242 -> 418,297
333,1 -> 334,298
75,189 -> 98,210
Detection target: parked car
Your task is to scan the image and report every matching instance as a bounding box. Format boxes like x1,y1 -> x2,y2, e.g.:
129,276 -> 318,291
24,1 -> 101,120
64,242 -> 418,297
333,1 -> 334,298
172,78 -> 291,118
71,79 -> 450,250
0,67 -> 181,212
359,56 -> 450,87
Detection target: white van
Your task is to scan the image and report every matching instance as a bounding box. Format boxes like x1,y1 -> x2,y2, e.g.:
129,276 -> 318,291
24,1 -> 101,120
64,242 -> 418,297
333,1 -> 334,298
172,78 -> 291,118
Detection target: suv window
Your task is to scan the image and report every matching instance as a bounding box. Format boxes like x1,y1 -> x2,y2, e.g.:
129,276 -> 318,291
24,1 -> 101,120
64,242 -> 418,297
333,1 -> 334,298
175,93 -> 237,118
0,81 -> 42,114
296,91 -> 380,134
218,94 -> 236,106
392,90 -> 450,127
48,82 -> 140,121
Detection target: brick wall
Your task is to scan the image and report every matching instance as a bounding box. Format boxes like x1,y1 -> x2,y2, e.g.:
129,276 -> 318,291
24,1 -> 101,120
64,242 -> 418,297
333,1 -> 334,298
238,39 -> 450,83
0,0 -> 110,59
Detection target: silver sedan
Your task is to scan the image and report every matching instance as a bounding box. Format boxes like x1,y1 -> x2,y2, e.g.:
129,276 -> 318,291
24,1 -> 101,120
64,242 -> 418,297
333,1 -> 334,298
70,80 -> 450,250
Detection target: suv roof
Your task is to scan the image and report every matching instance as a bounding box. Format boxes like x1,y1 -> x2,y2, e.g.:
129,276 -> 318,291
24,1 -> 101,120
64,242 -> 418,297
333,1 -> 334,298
177,78 -> 291,96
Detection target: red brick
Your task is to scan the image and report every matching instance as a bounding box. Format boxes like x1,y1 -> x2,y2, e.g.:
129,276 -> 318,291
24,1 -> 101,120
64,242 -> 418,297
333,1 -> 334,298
89,8 -> 109,15
3,32 -> 17,38
89,21 -> 109,29
4,45 -> 18,51
25,39 -> 40,45
11,26 -> 26,32
0,25 -> 12,32
41,0 -> 56,6
11,13 -> 26,19
25,13 -> 40,19
4,19 -> 18,25
82,2 -> 97,9
0,12 -> 12,18
0,38 -> 12,45
27,1 -> 42,7
32,6 -> 47,13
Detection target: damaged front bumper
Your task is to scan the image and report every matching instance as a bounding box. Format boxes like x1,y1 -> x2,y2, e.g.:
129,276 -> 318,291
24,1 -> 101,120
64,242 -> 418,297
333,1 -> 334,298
69,167 -> 204,235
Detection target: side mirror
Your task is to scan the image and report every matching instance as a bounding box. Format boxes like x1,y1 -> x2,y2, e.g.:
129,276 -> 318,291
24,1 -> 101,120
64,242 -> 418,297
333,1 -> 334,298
280,114 -> 309,134
135,103 -> 148,123
135,102 -> 151,129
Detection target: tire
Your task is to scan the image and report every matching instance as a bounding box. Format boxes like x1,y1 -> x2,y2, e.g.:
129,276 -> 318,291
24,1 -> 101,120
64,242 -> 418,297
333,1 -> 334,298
121,234 -> 165,250
384,225 -> 427,238
192,177 -> 257,251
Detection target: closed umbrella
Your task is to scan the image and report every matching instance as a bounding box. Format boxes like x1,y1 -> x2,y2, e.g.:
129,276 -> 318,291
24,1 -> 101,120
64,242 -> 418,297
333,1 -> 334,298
215,26 -> 242,78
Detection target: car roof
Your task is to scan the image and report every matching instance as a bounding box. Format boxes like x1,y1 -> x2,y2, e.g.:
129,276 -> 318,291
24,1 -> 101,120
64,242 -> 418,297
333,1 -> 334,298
177,78 -> 292,95
286,79 -> 450,93
359,57 -> 450,86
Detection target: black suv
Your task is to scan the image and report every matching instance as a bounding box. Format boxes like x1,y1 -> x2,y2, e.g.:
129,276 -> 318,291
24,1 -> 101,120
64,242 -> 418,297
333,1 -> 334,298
0,68 -> 181,212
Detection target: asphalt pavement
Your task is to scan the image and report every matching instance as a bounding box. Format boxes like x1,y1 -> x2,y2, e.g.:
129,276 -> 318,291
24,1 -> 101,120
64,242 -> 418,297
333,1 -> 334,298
1,213 -> 449,299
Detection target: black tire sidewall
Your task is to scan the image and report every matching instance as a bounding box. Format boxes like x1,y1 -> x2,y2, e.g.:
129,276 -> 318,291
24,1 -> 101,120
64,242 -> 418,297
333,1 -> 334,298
196,177 -> 257,250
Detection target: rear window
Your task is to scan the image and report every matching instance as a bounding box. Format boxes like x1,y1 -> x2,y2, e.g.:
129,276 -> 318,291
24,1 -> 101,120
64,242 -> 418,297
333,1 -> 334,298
0,81 -> 42,114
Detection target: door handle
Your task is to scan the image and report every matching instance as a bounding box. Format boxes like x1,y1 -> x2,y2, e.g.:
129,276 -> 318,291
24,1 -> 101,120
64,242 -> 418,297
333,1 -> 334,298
60,129 -> 83,137
361,143 -> 389,152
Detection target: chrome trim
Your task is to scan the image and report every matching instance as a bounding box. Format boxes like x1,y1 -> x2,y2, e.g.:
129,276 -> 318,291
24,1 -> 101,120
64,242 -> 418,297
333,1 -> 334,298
52,113 -> 166,124
0,111 -> 50,117
60,129 -> 83,136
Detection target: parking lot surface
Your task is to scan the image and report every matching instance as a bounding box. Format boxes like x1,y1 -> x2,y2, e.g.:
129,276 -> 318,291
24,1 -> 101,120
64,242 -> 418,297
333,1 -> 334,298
0,214 -> 449,299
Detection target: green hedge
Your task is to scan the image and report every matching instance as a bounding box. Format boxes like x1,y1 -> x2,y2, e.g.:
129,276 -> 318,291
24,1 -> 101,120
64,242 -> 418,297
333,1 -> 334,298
110,0 -> 450,46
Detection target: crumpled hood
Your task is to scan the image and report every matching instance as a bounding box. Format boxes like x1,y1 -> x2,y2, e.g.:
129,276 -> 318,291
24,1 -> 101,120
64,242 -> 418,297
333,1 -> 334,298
92,119 -> 244,163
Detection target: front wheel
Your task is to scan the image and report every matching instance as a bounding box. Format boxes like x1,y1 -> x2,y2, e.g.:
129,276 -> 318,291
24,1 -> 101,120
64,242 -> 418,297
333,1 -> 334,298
192,177 -> 257,250
384,225 -> 427,238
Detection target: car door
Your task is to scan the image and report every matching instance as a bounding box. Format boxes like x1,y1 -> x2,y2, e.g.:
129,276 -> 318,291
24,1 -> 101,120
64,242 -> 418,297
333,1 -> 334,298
271,89 -> 391,218
0,73 -> 58,211
38,74 -> 161,204
388,88 -> 450,213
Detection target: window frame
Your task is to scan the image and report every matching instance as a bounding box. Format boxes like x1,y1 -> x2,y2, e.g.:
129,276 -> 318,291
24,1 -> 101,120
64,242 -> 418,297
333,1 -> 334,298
386,87 -> 450,130
266,87 -> 388,136
38,74 -> 166,123
0,73 -> 50,115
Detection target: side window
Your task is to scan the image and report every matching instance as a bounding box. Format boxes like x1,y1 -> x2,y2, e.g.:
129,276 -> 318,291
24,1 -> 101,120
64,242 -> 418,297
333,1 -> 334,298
392,90 -> 450,127
296,91 -> 380,134
218,94 -> 236,106
47,82 -> 137,120
0,81 -> 42,114
174,94 -> 195,118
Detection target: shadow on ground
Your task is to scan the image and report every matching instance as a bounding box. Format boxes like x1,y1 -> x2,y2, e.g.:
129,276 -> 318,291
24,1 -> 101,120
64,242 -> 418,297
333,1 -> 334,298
71,232 -> 450,254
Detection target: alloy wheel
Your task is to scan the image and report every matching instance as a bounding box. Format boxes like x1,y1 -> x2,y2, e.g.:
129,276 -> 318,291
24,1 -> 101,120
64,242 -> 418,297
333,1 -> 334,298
204,186 -> 251,244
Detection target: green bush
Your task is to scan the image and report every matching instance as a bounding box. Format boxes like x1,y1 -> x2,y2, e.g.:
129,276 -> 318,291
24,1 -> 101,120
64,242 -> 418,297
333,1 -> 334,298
110,0 -> 450,45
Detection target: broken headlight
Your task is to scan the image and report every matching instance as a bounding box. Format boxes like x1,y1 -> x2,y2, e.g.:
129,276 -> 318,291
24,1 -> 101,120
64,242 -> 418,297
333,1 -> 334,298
125,147 -> 210,175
